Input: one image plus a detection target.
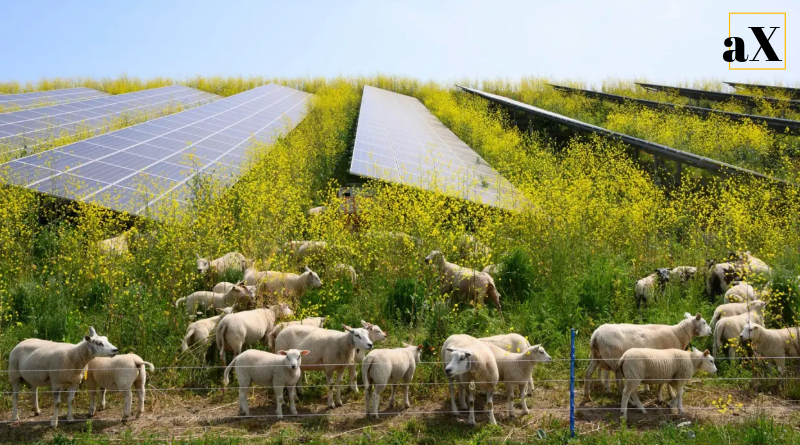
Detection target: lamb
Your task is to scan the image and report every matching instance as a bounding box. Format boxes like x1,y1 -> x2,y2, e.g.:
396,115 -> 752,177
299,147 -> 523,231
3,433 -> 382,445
196,252 -> 251,278
331,263 -> 357,286
485,342 -> 551,417
244,266 -> 322,300
425,250 -> 502,314
282,241 -> 328,263
713,304 -> 765,358
706,261 -> 741,296
723,282 -> 758,303
266,316 -> 327,350
274,325 -> 373,408
216,304 -> 294,365
670,266 -> 697,283
480,333 -> 534,394
583,312 -> 712,402
442,334 -> 499,426
182,307 -> 234,351
86,354 -> 154,422
223,349 -> 309,419
711,300 -> 766,329
362,343 -> 422,419
740,322 -> 800,372
350,321 -> 388,392
307,206 -> 327,216
619,347 -> 716,419
174,284 -> 254,315
212,280 -> 256,295
634,268 -> 670,309
8,327 -> 119,427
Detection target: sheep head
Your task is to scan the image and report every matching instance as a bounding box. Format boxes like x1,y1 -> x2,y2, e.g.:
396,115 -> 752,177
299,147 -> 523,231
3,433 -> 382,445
83,327 -> 119,358
444,347 -> 472,377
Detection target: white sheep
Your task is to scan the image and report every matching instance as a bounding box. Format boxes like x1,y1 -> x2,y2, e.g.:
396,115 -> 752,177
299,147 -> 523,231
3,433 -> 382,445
282,241 -> 328,264
362,343 -> 422,419
307,206 -> 327,216
706,262 -> 741,296
182,307 -> 234,351
442,334 -> 499,426
244,266 -> 322,300
670,266 -> 697,283
223,348 -> 309,419
9,327 -> 119,427
735,251 -> 773,279
216,304 -> 294,365
457,234 -> 492,260
485,342 -> 551,417
174,284 -> 254,315
619,347 -> 716,419
479,333 -> 534,394
723,282 -> 758,303
274,324 -> 374,408
710,300 -> 766,330
583,313 -> 712,402
86,354 -> 154,422
331,263 -> 357,286
349,321 -> 388,393
425,250 -> 502,314
481,264 -> 501,276
740,322 -> 800,372
98,234 -> 129,256
634,268 -> 670,309
196,251 -> 251,277
713,306 -> 765,358
266,316 -> 327,350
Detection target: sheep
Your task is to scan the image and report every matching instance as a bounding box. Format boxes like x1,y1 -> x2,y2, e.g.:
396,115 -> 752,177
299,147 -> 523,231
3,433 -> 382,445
619,347 -> 716,419
196,251 -> 252,279
724,282 -> 759,303
174,284 -> 254,315
481,264 -> 501,276
275,324 -> 374,408
707,261 -> 741,296
711,300 -> 766,330
485,342 -> 551,417
583,312 -> 712,402
307,206 -> 327,216
425,250 -> 502,314
442,334 -> 499,426
634,268 -> 670,309
734,251 -> 773,280
331,263 -> 357,286
223,348 -> 309,419
9,327 -> 119,427
480,333 -> 534,395
349,321 -> 388,393
212,280 -> 256,295
282,241 -> 328,264
86,354 -> 154,422
266,316 -> 327,350
457,234 -> 492,260
244,266 -> 322,300
182,307 -> 234,351
216,304 -> 294,365
98,234 -> 129,256
740,322 -> 800,372
670,266 -> 697,283
362,343 -> 422,419
713,304 -> 765,358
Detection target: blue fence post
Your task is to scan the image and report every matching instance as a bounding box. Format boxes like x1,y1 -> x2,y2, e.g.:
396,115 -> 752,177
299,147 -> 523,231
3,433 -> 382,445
570,328 -> 576,439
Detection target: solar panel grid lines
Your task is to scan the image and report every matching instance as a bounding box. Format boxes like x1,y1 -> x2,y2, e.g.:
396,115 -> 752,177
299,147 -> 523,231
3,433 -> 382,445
350,85 -> 522,210
0,84 -> 313,219
636,82 -> 800,110
0,87 -> 109,111
0,85 -> 219,155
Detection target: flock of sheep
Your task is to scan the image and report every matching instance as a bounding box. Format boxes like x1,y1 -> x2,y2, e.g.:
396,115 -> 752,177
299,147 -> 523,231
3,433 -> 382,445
6,240 -> 800,428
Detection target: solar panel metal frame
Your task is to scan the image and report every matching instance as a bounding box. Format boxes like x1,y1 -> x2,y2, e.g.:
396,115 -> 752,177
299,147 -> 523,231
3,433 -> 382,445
458,85 -> 794,188
0,87 -> 109,111
550,84 -> 800,133
725,82 -> 800,98
349,85 -> 523,210
0,84 -> 312,218
636,82 -> 800,111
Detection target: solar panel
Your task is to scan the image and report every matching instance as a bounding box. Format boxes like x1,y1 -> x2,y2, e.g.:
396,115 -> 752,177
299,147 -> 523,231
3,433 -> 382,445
350,86 -> 521,209
0,84 -> 312,218
0,87 -> 109,112
0,85 -> 219,156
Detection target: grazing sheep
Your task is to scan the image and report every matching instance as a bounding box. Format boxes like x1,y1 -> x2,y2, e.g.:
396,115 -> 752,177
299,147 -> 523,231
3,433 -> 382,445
216,304 -> 294,365
713,305 -> 765,358
485,342 -> 552,417
282,241 -> 328,263
724,282 -> 758,303
266,316 -> 327,350
223,349 -> 309,419
212,281 -> 256,295
182,307 -> 234,351
86,354 -> 154,422
9,327 -> 119,427
196,252 -> 251,278
634,268 -> 670,309
740,323 -> 800,372
619,347 -> 716,419
307,206 -> 327,216
711,300 -> 766,330
707,262 -> 741,296
98,234 -> 129,256
583,313 -> 712,402
734,251 -> 773,280
244,266 -> 322,300
480,333 -> 534,394
670,266 -> 697,283
425,250 -> 502,314
331,263 -> 357,286
457,234 -> 492,260
442,334 -> 499,426
349,321 -> 388,393
363,343 -> 422,419
174,284 -> 254,315
275,325 -> 374,408
481,264 -> 501,276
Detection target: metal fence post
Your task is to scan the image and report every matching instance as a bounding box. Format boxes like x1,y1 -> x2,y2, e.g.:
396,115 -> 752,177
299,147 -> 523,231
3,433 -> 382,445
570,328 -> 576,439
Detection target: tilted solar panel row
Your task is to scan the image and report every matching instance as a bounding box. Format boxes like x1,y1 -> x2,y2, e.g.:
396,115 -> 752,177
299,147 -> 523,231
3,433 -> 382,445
0,87 -> 109,111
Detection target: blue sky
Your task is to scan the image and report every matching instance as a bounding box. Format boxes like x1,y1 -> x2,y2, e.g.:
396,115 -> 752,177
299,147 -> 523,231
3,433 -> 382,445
1,0 -> 797,86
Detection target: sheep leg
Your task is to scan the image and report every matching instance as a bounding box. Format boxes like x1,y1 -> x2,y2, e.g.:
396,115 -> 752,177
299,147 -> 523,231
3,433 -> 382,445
486,388 -> 497,425
467,388 -> 476,426
388,383 -> 396,408
676,385 -> 686,414
122,389 -> 132,422
373,383 -> 385,420
620,381 -> 638,419
51,388 -> 62,428
507,383 -> 517,417
630,390 -> 646,414
325,371 -> 336,409
583,359 -> 599,401
459,382 -> 468,410
447,378 -> 459,414
238,378 -> 250,416
66,384 -> 78,422
11,379 -> 20,421
296,370 -> 304,397
31,386 -> 40,416
403,382 -> 411,409
601,368 -> 611,392
288,385 -> 298,416
101,388 -> 107,410
136,378 -> 146,418
335,370 -> 344,406
274,384 -> 284,420
521,382 -> 530,415
348,363 -> 359,393
88,385 -> 96,417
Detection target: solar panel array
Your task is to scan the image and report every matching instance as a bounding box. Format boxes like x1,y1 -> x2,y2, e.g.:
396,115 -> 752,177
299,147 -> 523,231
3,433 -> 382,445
0,84 -> 312,217
0,87 -> 109,112
350,86 -> 519,209
0,85 -> 219,155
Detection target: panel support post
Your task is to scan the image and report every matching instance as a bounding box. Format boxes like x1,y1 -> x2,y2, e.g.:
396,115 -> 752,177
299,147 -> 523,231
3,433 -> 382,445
570,328 -> 576,439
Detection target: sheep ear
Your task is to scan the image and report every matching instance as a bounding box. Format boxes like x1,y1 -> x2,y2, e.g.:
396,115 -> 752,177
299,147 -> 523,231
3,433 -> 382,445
683,312 -> 692,319
342,324 -> 352,331
84,335 -> 91,342
196,253 -> 201,259
361,320 -> 371,328
277,350 -> 287,355
417,344 -> 424,351
304,265 -> 311,272
695,313 -> 702,320
88,326 -> 97,337
464,351 -> 472,358
300,350 -> 310,355
703,349 -> 710,356
216,308 -> 224,313
692,346 -> 700,353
